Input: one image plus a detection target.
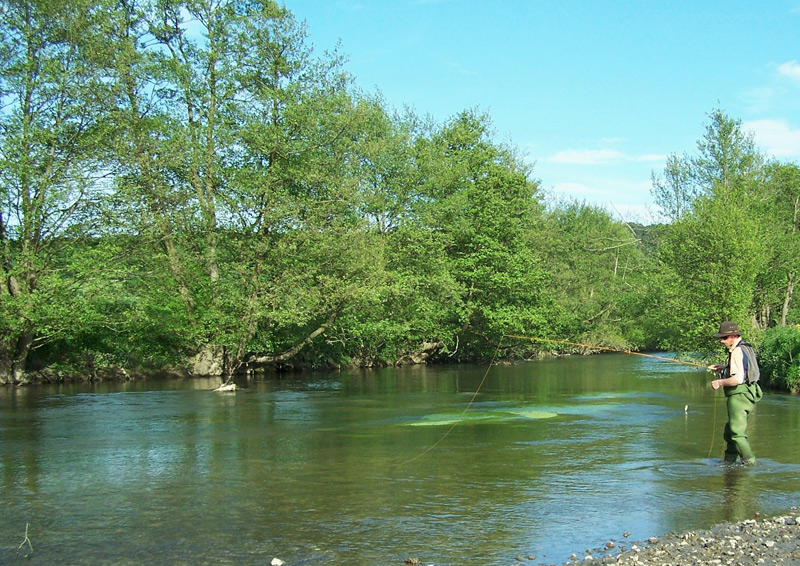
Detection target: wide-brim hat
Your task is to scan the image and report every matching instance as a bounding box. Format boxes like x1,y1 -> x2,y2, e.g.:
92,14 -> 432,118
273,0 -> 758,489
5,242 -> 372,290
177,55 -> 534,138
713,321 -> 741,338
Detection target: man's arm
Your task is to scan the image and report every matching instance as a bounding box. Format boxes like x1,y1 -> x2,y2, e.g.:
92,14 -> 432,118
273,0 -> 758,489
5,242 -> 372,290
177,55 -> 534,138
710,348 -> 745,389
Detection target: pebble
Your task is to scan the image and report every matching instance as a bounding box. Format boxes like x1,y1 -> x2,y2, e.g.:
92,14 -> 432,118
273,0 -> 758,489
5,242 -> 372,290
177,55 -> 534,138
549,509 -> 800,566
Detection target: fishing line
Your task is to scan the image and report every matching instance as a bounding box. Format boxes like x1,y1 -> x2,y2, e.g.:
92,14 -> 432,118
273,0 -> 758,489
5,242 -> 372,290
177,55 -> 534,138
513,334 -> 721,460
406,333 -> 712,463
403,335 -> 506,465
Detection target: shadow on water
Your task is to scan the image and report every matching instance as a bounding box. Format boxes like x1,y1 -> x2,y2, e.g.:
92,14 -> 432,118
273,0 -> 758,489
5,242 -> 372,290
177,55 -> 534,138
0,355 -> 799,565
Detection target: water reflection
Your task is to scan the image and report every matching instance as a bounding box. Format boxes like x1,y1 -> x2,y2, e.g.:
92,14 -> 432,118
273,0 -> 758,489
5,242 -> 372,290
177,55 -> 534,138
722,466 -> 755,522
0,355 -> 799,565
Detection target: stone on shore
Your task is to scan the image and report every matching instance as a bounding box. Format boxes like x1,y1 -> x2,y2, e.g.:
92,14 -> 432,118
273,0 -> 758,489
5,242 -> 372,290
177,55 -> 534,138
556,510 -> 800,565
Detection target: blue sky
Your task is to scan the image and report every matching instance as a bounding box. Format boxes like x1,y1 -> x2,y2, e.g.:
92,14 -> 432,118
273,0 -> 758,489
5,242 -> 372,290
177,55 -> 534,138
283,1 -> 800,222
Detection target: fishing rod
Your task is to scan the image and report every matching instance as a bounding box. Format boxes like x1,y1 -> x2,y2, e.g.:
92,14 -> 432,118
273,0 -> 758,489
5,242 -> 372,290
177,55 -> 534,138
503,334 -> 708,369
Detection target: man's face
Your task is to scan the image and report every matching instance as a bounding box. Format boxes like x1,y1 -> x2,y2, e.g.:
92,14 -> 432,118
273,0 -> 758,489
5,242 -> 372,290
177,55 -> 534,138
720,334 -> 738,348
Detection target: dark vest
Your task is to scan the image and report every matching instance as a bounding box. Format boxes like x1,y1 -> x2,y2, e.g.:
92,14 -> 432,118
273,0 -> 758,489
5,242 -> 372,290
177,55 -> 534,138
722,340 -> 763,402
724,341 -> 760,384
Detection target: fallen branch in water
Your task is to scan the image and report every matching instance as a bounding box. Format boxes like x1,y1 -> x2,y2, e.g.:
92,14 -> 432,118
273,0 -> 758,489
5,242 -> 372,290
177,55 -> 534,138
17,523 -> 33,557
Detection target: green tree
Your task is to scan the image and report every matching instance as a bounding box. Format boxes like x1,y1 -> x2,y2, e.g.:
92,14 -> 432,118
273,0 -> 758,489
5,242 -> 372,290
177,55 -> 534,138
651,109 -> 763,220
752,162 -> 800,327
322,99 -> 462,365
105,0 -> 197,318
650,153 -> 695,222
648,109 -> 769,348
100,0 -> 376,379
0,0 -> 115,383
655,193 -> 765,348
758,324 -> 800,392
417,110 -> 549,359
537,201 -> 646,349
693,109 -> 761,191
211,1 -> 371,377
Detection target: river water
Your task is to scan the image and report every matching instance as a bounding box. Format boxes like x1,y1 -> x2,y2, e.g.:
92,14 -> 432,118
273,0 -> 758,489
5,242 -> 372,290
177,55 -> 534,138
1,353 -> 799,565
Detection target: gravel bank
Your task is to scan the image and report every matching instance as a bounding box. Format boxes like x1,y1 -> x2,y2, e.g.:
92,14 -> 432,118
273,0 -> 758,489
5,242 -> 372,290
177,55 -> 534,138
532,508 -> 800,565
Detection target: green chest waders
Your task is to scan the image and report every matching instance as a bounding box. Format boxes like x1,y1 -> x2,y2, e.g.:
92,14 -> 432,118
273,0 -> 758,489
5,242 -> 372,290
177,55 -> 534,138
722,382 -> 761,464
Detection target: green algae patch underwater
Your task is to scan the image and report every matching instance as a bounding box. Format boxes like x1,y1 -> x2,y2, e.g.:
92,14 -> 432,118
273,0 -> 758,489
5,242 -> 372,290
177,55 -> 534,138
407,407 -> 558,427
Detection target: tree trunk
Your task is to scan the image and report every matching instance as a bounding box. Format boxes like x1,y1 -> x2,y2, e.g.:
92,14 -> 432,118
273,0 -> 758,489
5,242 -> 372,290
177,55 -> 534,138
396,341 -> 444,365
238,312 -> 339,374
1,271 -> 33,384
0,340 -> 12,385
11,331 -> 33,384
0,329 -> 34,385
161,220 -> 195,315
781,272 -> 794,326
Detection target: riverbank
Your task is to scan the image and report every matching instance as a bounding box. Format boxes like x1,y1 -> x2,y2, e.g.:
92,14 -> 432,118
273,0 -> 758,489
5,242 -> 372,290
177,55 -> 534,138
534,508 -> 800,565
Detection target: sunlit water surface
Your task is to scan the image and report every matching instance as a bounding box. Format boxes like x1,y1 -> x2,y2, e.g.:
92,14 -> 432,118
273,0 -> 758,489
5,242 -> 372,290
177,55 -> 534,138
1,354 -> 799,565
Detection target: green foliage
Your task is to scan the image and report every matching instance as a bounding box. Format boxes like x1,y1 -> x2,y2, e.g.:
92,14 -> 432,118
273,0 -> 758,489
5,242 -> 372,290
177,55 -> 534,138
647,109 -> 772,349
758,325 -> 800,392
650,153 -> 696,222
655,193 -> 766,347
0,1 -> 798,389
0,0 -> 118,382
694,109 -> 762,190
750,162 -> 800,327
416,110 -> 551,358
537,201 -> 647,350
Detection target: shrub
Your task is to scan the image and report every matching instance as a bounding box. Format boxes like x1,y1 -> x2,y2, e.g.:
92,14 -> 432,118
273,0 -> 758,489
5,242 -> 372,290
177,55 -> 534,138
758,325 -> 800,393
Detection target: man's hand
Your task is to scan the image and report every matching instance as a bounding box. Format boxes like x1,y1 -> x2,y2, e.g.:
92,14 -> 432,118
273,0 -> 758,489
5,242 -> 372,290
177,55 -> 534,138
708,365 -> 725,390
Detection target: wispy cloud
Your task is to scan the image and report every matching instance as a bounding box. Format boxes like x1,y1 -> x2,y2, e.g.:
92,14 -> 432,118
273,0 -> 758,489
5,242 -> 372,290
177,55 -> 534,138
742,61 -> 800,113
545,181 -> 657,223
547,149 -> 626,164
744,119 -> 800,158
546,178 -> 652,201
742,86 -> 780,113
550,181 -> 608,198
777,60 -> 800,83
546,149 -> 664,165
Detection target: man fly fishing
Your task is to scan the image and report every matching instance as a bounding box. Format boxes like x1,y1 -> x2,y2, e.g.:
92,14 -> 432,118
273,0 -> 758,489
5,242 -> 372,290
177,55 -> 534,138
707,321 -> 763,466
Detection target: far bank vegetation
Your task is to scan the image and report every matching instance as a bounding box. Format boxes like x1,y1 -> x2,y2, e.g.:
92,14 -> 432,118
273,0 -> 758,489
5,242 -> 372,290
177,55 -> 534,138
1,0 -> 798,390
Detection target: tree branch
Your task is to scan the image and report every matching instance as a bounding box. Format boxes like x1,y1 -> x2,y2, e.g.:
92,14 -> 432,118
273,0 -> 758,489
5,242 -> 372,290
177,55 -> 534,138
244,312 -> 338,366
16,523 -> 33,557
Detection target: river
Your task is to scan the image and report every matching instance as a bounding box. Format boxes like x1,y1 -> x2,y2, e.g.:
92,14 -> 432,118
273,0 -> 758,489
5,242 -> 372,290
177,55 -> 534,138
1,353 -> 799,565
